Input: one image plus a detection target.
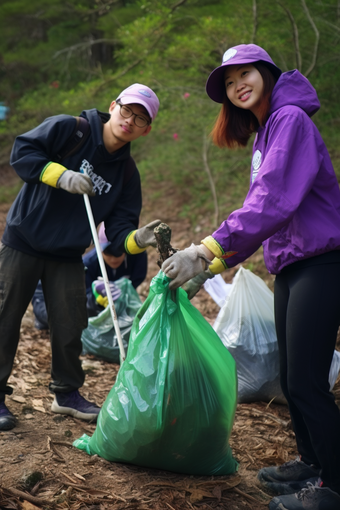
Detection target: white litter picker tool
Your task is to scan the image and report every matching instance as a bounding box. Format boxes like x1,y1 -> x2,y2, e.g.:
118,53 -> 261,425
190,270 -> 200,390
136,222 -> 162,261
82,181 -> 126,362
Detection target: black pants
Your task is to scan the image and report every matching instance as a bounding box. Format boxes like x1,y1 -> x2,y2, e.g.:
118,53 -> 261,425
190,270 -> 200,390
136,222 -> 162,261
0,244 -> 88,401
275,259 -> 340,494
32,281 -> 49,329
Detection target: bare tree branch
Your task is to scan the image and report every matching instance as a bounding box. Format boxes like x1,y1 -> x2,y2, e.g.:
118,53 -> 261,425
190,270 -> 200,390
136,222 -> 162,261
94,0 -> 188,93
301,0 -> 319,77
202,132 -> 219,229
277,51 -> 289,72
277,2 -> 302,71
251,0 -> 258,44
81,0 -> 122,17
317,17 -> 340,33
53,38 -> 117,59
170,0 -> 188,10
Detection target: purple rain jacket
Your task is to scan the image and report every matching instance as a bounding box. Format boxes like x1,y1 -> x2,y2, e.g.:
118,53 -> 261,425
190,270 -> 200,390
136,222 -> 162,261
211,70 -> 340,274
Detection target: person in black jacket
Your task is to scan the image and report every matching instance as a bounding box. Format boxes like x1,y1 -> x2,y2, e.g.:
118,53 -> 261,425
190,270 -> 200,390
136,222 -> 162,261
32,222 -> 147,328
0,83 -> 160,431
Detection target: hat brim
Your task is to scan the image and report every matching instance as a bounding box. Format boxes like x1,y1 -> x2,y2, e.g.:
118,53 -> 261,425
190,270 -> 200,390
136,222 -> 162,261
101,243 -> 124,258
118,95 -> 153,121
206,60 -> 282,104
100,241 -> 111,252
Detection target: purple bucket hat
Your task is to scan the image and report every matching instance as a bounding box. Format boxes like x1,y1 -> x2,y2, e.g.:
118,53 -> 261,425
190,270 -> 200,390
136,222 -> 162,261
206,44 -> 281,103
116,83 -> 160,121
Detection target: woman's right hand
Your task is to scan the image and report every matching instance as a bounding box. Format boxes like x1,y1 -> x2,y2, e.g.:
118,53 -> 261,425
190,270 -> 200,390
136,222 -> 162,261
161,244 -> 213,290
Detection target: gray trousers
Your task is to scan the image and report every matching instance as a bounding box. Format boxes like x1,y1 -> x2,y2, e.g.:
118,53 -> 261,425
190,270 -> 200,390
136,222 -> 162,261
0,243 -> 88,401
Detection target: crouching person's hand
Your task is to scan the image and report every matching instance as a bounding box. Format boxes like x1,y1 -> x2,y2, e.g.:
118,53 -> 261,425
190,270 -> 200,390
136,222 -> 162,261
92,280 -> 121,308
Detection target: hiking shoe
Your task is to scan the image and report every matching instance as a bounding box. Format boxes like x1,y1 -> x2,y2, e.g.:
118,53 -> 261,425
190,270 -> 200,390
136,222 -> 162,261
51,390 -> 100,422
0,402 -> 16,431
269,480 -> 340,509
258,457 -> 321,495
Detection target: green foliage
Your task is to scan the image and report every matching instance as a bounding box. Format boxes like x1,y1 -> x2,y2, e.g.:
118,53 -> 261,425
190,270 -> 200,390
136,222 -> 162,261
1,0 -> 340,238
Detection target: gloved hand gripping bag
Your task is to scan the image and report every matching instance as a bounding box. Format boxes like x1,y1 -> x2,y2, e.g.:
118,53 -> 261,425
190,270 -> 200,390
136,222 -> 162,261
74,271 -> 238,475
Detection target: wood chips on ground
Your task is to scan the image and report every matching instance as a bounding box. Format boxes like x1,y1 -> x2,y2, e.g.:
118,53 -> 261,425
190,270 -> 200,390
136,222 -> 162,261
1,179 -> 340,510
1,303 -> 339,510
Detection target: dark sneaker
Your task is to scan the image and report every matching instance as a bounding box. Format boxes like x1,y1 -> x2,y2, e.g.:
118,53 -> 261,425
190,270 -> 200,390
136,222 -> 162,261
51,390 -> 100,422
269,481 -> 340,509
258,457 -> 321,495
0,402 -> 16,431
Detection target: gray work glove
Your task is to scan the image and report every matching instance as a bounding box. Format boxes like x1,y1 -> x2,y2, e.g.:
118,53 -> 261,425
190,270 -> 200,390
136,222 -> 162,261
57,170 -> 95,196
134,219 -> 162,248
161,244 -> 212,290
181,268 -> 215,300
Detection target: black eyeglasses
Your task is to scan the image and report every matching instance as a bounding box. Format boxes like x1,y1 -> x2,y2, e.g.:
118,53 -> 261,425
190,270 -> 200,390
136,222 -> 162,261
116,101 -> 151,128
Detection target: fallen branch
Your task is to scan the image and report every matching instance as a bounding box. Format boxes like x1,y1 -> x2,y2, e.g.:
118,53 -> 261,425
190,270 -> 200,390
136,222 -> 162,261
5,487 -> 52,507
52,441 -> 73,448
232,487 -> 269,505
47,436 -> 67,462
60,471 -> 78,484
245,407 -> 290,428
154,223 -> 178,267
61,482 -> 126,501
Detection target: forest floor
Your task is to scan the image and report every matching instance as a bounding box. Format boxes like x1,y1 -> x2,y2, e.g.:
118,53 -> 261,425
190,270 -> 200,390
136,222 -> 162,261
0,165 -> 339,510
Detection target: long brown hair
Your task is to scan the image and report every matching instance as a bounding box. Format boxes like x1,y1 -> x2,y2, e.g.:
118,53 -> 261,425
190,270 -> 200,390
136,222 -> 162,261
211,63 -> 278,148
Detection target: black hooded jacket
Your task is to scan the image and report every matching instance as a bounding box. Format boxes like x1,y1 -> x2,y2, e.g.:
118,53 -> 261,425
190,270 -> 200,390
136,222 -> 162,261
3,109 -> 142,261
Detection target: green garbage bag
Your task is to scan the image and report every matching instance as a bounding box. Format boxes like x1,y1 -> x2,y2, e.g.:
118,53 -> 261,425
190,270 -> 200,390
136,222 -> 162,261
74,271 -> 238,476
81,277 -> 142,363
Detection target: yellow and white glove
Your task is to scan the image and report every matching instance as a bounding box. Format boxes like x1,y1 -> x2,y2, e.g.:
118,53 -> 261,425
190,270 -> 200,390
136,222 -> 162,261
40,162 -> 95,196
161,244 -> 212,290
125,220 -> 162,254
57,170 -> 95,195
181,258 -> 227,299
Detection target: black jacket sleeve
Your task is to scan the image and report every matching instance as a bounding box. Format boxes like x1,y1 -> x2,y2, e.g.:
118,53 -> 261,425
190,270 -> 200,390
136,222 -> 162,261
10,115 -> 77,182
128,252 -> 148,288
103,161 -> 142,254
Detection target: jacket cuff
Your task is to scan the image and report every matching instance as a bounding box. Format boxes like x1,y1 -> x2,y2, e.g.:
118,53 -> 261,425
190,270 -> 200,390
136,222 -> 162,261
125,231 -> 146,255
209,257 -> 228,274
201,235 -> 238,261
201,236 -> 224,258
40,162 -> 67,187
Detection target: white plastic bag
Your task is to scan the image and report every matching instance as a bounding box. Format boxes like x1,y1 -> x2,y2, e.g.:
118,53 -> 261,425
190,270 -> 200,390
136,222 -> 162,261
213,267 -> 285,403
329,350 -> 340,390
212,267 -> 340,404
203,274 -> 233,307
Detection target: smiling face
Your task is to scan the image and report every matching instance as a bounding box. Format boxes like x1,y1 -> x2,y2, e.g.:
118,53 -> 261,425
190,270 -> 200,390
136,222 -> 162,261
103,101 -> 152,153
224,64 -> 264,121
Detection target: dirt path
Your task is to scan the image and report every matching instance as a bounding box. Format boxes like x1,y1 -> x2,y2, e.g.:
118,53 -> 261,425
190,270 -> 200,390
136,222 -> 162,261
1,318 -> 299,510
0,171 -> 339,510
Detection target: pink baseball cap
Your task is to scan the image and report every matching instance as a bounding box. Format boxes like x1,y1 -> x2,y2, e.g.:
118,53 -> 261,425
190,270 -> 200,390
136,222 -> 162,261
206,44 -> 281,103
116,83 -> 160,121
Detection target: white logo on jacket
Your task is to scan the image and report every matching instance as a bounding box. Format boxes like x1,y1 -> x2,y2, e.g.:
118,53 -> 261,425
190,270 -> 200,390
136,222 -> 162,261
251,150 -> 262,183
80,160 -> 112,195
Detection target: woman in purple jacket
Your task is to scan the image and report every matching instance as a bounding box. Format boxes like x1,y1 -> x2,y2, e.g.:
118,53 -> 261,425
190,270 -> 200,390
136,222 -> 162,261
162,44 -> 340,510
